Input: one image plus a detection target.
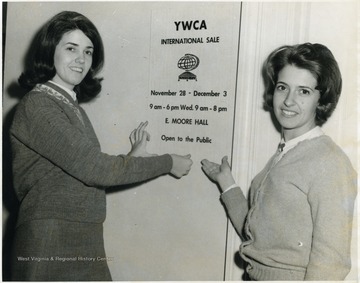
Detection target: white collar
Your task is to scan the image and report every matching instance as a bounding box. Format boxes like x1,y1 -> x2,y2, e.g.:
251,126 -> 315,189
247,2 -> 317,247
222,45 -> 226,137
278,126 -> 324,155
49,80 -> 77,101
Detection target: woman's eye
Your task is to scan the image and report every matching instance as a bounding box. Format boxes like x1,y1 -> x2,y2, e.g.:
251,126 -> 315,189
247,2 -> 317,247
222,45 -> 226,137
276,85 -> 286,91
85,50 -> 93,56
66,47 -> 75,52
299,89 -> 310,95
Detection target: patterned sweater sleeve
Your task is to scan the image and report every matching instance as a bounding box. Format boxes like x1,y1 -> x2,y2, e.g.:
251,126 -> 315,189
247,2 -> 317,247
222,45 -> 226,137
305,148 -> 357,280
220,187 -> 249,238
11,92 -> 172,187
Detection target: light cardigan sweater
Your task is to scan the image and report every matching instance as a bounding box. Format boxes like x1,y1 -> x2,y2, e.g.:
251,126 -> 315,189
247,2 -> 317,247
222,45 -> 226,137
10,81 -> 173,227
221,134 -> 357,280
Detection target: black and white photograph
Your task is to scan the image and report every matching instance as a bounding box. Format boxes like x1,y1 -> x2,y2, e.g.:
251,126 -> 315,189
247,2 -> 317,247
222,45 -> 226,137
2,1 -> 358,281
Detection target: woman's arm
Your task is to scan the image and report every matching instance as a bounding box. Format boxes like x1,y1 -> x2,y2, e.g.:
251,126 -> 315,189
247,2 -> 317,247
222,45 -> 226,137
11,94 -> 174,187
220,186 -> 248,238
305,156 -> 357,280
201,156 -> 249,237
128,121 -> 193,178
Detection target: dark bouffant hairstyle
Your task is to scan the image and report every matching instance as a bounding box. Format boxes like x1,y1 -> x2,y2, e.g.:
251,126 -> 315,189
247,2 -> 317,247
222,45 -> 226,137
262,43 -> 342,126
18,11 -> 104,102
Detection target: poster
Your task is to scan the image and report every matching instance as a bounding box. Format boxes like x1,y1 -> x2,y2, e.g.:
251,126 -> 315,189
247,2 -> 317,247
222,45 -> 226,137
147,6 -> 239,159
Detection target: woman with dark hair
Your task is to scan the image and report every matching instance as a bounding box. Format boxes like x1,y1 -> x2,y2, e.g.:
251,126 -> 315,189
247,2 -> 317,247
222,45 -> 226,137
263,43 -> 342,126
11,11 -> 192,281
201,43 -> 357,280
18,10 -> 105,101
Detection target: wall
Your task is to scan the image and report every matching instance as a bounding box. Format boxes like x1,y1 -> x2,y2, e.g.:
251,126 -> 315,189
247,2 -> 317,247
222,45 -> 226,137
2,1 -> 358,281
227,1 -> 358,280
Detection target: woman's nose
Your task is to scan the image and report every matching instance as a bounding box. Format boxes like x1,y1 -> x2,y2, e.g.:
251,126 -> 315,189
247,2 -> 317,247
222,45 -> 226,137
75,53 -> 85,63
283,90 -> 296,106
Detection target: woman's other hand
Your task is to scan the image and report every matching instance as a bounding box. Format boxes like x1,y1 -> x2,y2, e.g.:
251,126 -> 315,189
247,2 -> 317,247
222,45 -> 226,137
170,154 -> 193,178
201,156 -> 235,192
128,121 -> 156,157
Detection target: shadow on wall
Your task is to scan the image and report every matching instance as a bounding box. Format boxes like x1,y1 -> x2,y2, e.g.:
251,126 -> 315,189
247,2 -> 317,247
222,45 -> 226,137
3,5 -> 38,275
2,82 -> 26,281
2,9 -> 53,279
234,251 -> 249,281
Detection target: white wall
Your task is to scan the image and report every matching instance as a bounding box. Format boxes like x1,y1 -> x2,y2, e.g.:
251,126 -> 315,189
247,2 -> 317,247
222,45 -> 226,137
227,1 -> 358,280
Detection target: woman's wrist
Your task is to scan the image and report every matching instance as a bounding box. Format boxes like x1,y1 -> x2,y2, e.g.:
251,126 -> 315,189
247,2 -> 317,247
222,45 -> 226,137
218,174 -> 236,192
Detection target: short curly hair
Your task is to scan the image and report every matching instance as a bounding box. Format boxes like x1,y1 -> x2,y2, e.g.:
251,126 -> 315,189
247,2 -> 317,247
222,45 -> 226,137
262,43 -> 342,126
18,11 -> 105,102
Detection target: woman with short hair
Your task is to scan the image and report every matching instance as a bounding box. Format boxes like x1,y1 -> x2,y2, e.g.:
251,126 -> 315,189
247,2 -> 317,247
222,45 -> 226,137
202,43 -> 357,280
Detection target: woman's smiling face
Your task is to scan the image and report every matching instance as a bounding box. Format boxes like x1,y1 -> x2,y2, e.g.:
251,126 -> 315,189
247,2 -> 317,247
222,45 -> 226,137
52,29 -> 94,90
273,64 -> 320,141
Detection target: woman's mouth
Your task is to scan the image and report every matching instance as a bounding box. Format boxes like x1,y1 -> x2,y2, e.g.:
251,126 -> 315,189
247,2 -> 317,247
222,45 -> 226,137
281,109 -> 298,117
70,67 -> 83,73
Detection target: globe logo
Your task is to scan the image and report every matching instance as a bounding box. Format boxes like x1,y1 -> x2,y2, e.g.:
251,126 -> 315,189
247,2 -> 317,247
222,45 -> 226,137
178,54 -> 200,81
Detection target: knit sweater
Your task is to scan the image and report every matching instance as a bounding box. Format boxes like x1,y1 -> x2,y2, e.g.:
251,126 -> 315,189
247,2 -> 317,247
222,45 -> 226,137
10,81 -> 173,227
221,135 -> 357,280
